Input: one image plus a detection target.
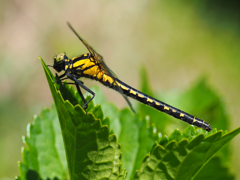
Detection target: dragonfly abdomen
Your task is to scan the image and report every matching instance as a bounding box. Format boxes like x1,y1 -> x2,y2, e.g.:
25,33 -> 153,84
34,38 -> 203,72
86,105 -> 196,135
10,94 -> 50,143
110,79 -> 212,131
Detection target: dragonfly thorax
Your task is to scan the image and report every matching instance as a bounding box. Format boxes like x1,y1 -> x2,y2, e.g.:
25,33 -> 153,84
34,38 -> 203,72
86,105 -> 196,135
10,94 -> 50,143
53,53 -> 68,72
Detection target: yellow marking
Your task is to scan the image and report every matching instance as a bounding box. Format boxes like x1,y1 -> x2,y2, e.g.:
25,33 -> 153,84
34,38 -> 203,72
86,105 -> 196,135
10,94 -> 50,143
106,76 -> 114,84
147,98 -> 153,103
102,74 -> 108,82
114,81 -> 121,86
164,106 -> 169,110
155,102 -> 160,105
73,59 -> 86,68
192,117 -> 196,124
202,121 -> 205,124
138,94 -> 144,98
130,89 -> 137,95
79,59 -> 101,77
65,64 -> 73,70
121,85 -> 129,91
96,71 -> 103,79
180,113 -> 184,117
71,57 -> 115,85
101,74 -> 114,84
172,110 -> 176,113
72,58 -> 116,85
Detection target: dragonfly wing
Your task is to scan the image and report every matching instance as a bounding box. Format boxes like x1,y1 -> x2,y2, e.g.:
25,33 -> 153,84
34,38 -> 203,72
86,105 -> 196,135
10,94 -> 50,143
95,56 -> 136,113
67,22 -> 135,112
67,22 -> 97,57
122,94 -> 135,113
67,22 -> 118,76
89,51 -> 136,113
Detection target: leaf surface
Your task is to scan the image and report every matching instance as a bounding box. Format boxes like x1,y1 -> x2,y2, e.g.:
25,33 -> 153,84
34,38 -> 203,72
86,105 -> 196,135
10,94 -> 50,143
134,126 -> 240,180
32,58 -> 127,180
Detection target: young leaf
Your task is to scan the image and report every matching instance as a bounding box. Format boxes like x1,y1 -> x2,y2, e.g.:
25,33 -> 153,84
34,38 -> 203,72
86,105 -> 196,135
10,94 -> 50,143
117,109 -> 158,180
18,105 -> 68,180
134,127 -> 240,180
90,86 -> 160,180
40,58 -> 126,180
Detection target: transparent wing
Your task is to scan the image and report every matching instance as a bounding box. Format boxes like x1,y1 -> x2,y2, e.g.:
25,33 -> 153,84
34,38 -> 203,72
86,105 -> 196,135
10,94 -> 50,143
67,22 -> 135,112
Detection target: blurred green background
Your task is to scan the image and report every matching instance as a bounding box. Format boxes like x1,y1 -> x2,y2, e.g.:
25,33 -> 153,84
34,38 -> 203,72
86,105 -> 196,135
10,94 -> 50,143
1,0 -> 240,179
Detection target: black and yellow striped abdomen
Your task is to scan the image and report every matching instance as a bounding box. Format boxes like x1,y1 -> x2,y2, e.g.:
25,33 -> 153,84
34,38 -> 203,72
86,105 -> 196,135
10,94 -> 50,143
98,76 -> 212,132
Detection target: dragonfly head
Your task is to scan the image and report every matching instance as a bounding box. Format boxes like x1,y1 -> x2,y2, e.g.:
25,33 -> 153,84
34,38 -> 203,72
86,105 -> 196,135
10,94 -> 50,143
53,53 -> 68,72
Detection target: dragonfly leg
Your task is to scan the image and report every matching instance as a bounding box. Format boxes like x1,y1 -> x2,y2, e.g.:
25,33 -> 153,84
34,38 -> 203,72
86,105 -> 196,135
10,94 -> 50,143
62,80 -> 84,85
54,75 -> 85,85
67,73 -> 95,111
74,81 -> 88,110
58,72 -> 67,79
53,77 -> 68,83
75,78 -> 95,109
53,71 -> 68,83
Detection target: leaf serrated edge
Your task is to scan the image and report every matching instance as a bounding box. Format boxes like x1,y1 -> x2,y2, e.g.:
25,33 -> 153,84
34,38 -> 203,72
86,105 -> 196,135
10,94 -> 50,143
41,57 -> 126,179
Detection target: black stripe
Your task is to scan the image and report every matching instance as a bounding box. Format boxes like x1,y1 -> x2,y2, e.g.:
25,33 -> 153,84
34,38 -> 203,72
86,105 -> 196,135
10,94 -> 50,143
72,54 -> 90,64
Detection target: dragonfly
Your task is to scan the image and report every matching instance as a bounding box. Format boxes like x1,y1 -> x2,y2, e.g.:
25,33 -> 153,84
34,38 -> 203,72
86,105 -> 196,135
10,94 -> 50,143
49,22 -> 212,132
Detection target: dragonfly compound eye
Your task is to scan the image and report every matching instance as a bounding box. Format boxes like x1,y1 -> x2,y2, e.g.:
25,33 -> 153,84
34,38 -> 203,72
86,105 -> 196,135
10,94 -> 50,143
56,53 -> 66,62
53,53 -> 67,72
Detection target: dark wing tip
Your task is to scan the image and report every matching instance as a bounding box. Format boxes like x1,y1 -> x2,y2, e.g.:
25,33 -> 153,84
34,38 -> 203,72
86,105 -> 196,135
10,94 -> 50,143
66,21 -> 71,28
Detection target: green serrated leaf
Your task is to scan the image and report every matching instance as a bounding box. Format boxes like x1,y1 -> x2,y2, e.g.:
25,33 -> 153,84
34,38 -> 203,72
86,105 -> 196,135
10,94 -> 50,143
90,85 -> 161,180
90,86 -> 163,180
134,127 -> 240,180
18,56 -> 237,180
18,105 -> 68,180
40,58 -> 126,180
177,78 -> 231,162
116,109 -> 159,180
90,85 -> 121,136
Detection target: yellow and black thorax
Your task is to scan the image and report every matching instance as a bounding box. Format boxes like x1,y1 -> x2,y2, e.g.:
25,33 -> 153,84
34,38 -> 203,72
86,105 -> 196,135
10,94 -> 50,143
64,53 -> 118,87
